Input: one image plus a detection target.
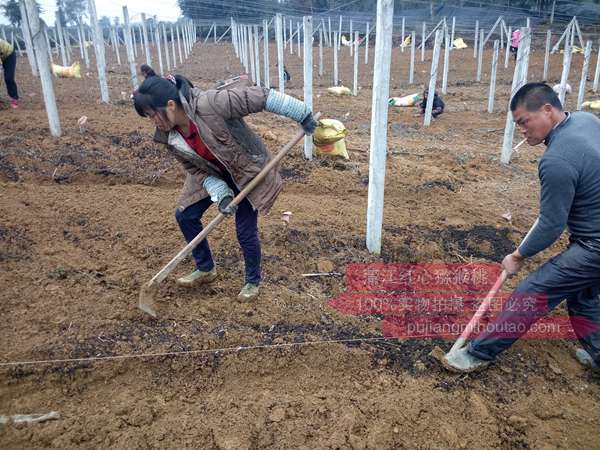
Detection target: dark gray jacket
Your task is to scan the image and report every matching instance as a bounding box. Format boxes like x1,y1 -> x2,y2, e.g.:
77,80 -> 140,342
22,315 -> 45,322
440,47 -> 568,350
519,112 -> 600,257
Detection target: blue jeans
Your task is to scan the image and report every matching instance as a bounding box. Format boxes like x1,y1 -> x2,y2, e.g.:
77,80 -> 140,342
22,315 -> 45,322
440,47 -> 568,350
468,242 -> 600,366
175,179 -> 261,285
2,50 -> 18,100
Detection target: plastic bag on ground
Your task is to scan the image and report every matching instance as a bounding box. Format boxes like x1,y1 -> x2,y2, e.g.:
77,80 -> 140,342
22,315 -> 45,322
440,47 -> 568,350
327,86 -> 352,96
314,119 -> 347,145
315,140 -> 350,160
453,38 -> 468,49
389,93 -> 421,107
52,62 -> 81,78
582,100 -> 600,111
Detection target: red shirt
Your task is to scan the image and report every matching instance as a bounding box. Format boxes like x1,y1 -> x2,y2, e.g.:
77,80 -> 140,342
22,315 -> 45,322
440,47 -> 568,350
176,120 -> 226,172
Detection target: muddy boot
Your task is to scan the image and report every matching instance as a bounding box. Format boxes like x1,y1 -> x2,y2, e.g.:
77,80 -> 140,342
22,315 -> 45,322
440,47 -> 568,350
442,346 -> 491,373
176,268 -> 217,287
575,348 -> 599,371
237,283 -> 259,301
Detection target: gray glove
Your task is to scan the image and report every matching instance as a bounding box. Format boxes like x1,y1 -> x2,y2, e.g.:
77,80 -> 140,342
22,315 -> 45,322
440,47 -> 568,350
218,196 -> 237,216
301,113 -> 318,134
203,176 -> 236,215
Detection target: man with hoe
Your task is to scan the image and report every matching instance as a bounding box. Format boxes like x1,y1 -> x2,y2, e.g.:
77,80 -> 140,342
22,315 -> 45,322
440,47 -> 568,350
445,82 -> 600,373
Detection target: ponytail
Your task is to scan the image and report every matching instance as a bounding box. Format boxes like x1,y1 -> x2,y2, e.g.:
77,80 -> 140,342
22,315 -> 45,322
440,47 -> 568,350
133,74 -> 194,117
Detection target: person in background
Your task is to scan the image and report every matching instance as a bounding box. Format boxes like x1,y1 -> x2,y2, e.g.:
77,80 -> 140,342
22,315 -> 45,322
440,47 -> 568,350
0,38 -> 19,109
420,89 -> 445,119
140,64 -> 157,80
510,29 -> 521,61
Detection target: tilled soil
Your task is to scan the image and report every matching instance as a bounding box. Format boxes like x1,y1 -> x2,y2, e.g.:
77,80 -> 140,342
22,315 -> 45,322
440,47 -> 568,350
1,39 -> 599,449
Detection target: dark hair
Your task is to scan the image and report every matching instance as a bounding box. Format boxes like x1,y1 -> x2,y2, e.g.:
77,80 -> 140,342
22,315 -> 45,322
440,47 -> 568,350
140,64 -> 157,79
510,82 -> 562,112
133,75 -> 193,117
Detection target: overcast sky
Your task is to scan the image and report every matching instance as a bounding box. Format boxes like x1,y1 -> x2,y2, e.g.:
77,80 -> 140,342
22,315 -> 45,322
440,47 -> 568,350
0,0 -> 182,25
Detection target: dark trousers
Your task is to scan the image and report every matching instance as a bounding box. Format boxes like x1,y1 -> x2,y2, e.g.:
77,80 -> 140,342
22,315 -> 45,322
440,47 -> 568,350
2,50 -> 18,100
468,242 -> 600,366
174,178 -> 261,285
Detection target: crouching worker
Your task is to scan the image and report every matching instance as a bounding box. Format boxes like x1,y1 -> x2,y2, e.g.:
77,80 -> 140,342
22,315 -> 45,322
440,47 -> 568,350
133,76 -> 317,300
420,89 -> 444,118
445,83 -> 600,373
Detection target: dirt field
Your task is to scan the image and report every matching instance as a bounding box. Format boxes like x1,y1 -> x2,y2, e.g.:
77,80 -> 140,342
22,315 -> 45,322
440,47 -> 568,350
1,37 -> 600,449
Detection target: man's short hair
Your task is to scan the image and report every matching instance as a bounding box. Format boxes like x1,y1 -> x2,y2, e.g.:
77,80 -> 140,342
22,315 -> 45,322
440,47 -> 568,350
510,82 -> 563,112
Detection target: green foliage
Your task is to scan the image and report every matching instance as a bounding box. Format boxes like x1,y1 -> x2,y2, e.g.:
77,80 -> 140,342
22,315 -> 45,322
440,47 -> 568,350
0,0 -> 42,26
0,0 -> 21,26
56,0 -> 86,25
99,15 -> 110,28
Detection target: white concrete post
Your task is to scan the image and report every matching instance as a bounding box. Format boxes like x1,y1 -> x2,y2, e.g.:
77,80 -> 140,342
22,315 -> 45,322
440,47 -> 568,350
353,30 -> 359,96
401,16 -> 405,52
501,28 -> 531,164
543,29 -> 551,80
62,25 -> 72,63
558,27 -> 573,106
88,0 -> 109,103
18,0 -> 38,76
232,20 -> 237,56
77,17 -> 90,69
24,0 -> 60,136
170,25 -> 177,68
451,16 -> 455,48
43,24 -> 53,63
594,39 -> 600,93
421,21 -> 426,61
504,25 -> 511,68
409,30 -> 416,84
289,19 -> 293,54
365,22 -> 369,64
52,27 -> 59,55
333,31 -> 339,86
441,26 -> 450,94
577,40 -> 592,110
55,11 -> 68,66
474,20 -> 479,58
328,16 -> 332,47
367,0 -> 395,255
131,25 -> 137,58
263,19 -> 270,89
424,30 -> 443,127
338,15 -> 342,48
303,16 -> 313,160
141,14 -> 151,66
282,15 -> 287,48
155,18 -> 163,75
163,23 -> 170,71
248,25 -> 256,83
488,40 -> 500,113
176,25 -> 183,64
253,25 -> 261,86
182,21 -> 189,58
111,26 -> 121,65
122,6 -> 138,89
476,29 -> 484,82
319,26 -> 324,77
244,26 -> 250,74
275,14 -> 285,93
297,21 -> 301,58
